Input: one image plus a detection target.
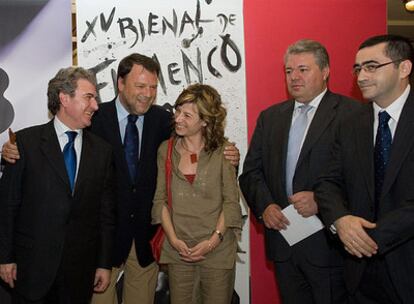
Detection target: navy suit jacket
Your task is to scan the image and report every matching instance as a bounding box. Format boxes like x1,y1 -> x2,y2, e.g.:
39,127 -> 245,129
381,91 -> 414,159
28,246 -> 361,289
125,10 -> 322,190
316,88 -> 414,302
91,100 -> 172,267
0,120 -> 115,301
240,91 -> 359,265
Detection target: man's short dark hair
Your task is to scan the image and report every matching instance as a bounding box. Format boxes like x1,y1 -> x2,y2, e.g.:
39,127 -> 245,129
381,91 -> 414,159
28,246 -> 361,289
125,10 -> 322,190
359,34 -> 414,74
117,53 -> 160,81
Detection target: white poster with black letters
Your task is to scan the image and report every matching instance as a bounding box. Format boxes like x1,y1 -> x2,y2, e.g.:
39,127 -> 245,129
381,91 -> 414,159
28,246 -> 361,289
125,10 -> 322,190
76,0 -> 249,302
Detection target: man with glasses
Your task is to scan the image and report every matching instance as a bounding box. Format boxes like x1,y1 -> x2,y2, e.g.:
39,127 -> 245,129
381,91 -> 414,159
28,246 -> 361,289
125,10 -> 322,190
315,34 -> 414,303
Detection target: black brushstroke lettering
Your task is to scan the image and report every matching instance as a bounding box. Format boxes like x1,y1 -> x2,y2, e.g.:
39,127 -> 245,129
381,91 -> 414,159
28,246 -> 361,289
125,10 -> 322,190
179,11 -> 194,36
148,13 -> 159,35
152,54 -> 167,95
217,13 -> 237,33
81,16 -> 98,43
167,63 -> 181,85
220,34 -> 241,72
88,59 -> 117,101
207,46 -> 222,78
0,68 -> 15,134
117,17 -> 139,48
100,7 -> 116,32
181,27 -> 203,49
228,14 -> 236,25
195,0 -> 201,28
217,14 -> 227,33
111,68 -> 118,96
181,48 -> 203,84
162,9 -> 178,36
195,0 -> 214,27
138,19 -> 146,42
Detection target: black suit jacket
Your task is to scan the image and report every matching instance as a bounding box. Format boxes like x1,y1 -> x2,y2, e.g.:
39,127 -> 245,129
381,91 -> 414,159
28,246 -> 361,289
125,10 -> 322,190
240,91 -> 359,265
90,100 -> 172,267
315,88 -> 414,302
0,120 -> 115,301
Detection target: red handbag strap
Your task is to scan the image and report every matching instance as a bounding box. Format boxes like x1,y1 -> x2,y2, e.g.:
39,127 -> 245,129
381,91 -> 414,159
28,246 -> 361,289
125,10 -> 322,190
165,137 -> 174,208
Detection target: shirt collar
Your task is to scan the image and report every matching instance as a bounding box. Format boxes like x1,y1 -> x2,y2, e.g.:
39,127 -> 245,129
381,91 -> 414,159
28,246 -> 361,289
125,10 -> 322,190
115,96 -> 130,123
293,88 -> 327,111
373,84 -> 410,122
54,115 -> 82,137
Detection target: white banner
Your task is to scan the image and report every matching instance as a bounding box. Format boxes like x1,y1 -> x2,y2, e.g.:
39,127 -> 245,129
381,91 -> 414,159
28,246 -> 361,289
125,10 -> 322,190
77,0 -> 249,302
0,0 -> 72,169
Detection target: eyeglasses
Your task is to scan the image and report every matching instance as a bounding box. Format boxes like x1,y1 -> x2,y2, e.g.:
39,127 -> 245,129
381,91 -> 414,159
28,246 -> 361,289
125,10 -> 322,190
352,59 -> 405,76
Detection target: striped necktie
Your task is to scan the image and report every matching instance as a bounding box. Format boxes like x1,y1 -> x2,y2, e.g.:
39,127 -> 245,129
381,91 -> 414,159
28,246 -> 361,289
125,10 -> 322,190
286,104 -> 311,197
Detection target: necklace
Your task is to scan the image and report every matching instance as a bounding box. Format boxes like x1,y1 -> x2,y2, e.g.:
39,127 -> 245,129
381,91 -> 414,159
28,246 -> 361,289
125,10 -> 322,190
180,140 -> 201,164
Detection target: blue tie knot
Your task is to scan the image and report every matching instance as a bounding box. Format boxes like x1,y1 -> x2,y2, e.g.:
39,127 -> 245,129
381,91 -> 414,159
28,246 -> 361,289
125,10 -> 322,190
298,104 -> 311,113
128,114 -> 138,123
65,131 -> 77,143
379,111 -> 391,125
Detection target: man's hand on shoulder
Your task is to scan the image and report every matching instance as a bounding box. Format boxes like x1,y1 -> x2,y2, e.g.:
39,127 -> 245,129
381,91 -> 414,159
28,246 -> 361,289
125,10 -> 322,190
262,203 -> 290,231
1,140 -> 20,163
335,215 -> 378,258
224,142 -> 240,166
0,263 -> 17,288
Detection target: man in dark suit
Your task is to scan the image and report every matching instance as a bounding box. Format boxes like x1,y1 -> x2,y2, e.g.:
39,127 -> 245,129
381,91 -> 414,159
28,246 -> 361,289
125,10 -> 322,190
239,39 -> 358,304
315,35 -> 414,304
0,67 -> 116,303
1,54 -> 240,304
90,53 -> 171,304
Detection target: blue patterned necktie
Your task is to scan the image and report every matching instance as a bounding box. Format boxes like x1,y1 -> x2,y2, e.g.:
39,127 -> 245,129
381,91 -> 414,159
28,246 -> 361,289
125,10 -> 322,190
374,111 -> 392,215
286,104 -> 312,197
63,131 -> 77,192
124,114 -> 139,182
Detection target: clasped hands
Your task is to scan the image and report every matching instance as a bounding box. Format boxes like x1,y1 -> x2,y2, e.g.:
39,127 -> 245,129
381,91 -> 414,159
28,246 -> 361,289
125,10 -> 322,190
170,236 -> 220,263
262,191 -> 317,230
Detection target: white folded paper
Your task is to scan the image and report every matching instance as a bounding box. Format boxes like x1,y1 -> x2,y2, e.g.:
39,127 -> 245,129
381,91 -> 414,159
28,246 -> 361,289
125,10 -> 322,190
279,204 -> 324,246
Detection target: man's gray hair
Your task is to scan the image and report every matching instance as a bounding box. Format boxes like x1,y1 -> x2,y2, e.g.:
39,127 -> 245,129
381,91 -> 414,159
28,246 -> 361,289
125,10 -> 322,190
284,39 -> 330,70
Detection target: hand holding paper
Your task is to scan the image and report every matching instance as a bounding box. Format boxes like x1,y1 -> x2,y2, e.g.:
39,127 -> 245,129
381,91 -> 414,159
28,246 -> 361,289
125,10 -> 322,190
279,204 -> 324,246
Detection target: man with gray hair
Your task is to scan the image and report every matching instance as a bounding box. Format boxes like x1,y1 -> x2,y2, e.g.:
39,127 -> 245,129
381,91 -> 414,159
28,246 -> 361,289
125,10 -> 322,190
240,39 -> 359,303
0,67 -> 115,303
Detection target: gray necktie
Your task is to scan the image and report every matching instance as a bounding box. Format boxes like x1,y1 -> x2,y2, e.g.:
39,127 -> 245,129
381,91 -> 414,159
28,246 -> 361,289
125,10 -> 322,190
286,104 -> 311,197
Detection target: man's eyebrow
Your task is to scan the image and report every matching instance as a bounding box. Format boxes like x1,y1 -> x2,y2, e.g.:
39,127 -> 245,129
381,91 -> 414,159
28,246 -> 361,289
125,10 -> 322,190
83,92 -> 96,98
353,60 -> 379,68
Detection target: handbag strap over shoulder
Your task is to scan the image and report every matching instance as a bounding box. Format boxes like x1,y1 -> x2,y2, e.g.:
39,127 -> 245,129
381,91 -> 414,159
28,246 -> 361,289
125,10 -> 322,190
165,137 -> 174,208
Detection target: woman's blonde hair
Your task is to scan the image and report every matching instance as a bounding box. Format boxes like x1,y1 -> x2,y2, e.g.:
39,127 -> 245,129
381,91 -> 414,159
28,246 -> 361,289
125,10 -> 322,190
174,83 -> 227,153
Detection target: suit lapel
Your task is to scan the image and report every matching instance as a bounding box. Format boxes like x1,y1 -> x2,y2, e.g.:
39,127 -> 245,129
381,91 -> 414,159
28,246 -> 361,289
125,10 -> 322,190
382,90 -> 414,197
297,91 -> 337,168
74,130 -> 93,192
101,101 -> 131,182
100,101 -> 124,149
356,105 -> 375,202
40,120 -> 72,192
276,101 -> 295,188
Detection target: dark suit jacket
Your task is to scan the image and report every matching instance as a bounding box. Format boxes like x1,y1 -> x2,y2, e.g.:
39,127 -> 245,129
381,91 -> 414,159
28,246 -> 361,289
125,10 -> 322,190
240,91 -> 359,265
0,120 -> 115,302
91,100 -> 172,267
315,88 -> 414,302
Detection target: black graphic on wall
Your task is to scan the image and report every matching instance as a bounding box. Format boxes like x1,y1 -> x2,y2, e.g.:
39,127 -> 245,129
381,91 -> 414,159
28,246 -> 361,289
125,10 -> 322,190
0,68 -> 14,134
